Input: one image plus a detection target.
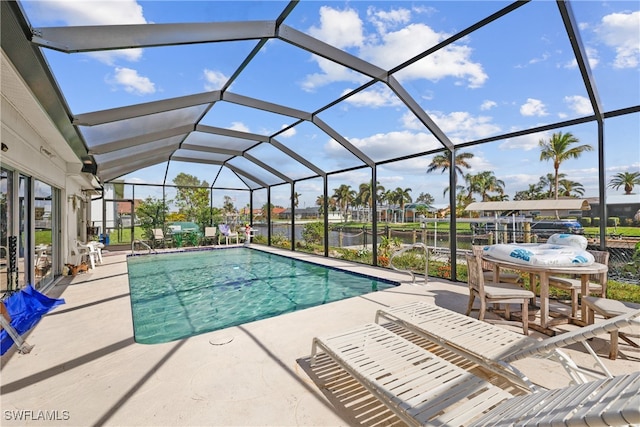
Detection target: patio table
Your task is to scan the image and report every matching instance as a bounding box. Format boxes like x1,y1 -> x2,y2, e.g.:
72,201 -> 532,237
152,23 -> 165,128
482,254 -> 608,334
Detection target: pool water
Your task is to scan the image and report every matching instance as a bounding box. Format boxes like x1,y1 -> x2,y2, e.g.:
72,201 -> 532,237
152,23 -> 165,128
127,248 -> 398,343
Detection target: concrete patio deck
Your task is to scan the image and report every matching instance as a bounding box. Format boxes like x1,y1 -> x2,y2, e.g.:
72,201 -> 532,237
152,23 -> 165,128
1,245 -> 638,426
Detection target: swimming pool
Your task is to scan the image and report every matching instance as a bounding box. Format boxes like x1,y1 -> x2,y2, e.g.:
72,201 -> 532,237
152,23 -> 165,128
127,247 -> 398,344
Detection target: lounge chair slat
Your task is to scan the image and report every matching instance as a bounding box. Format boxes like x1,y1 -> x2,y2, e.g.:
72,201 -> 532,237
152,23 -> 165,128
376,301 -> 640,389
468,371 -> 640,427
311,323 -> 513,426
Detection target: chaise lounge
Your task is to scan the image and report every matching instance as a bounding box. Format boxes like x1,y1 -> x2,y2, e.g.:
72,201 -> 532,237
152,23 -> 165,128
375,301 -> 640,390
310,321 -> 640,426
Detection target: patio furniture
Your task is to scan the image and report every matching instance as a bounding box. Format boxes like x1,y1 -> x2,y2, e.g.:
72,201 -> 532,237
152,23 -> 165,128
468,371 -> 640,427
218,224 -> 239,245
310,321 -> 640,427
151,228 -> 172,248
376,301 -> 640,390
73,240 -> 100,269
310,322 -> 513,427
548,249 -> 609,318
465,253 -> 535,334
203,227 -> 218,245
582,296 -> 640,360
472,245 -> 521,284
482,253 -> 608,331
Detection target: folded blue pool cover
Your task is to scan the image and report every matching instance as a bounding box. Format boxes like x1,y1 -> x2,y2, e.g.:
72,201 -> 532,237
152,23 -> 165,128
1,285 -> 65,355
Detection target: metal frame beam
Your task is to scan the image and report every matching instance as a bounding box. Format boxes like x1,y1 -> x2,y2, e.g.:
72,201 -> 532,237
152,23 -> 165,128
31,21 -> 277,53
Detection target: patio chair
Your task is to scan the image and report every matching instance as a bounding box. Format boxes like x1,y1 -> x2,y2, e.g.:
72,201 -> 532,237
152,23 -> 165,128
310,322 -> 640,427
218,224 -> 239,245
465,253 -> 535,334
151,228 -> 172,248
73,240 -> 99,269
582,296 -> 640,360
472,245 -> 521,284
203,227 -> 217,246
548,249 -> 609,318
376,301 -> 640,390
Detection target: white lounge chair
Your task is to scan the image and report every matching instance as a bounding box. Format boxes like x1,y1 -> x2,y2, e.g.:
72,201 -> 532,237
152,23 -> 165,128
311,323 -> 513,427
468,371 -> 640,427
310,322 -> 640,427
376,301 -> 640,390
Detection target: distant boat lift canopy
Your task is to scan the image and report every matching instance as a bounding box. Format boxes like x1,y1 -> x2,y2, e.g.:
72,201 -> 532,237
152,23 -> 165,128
465,199 -> 591,213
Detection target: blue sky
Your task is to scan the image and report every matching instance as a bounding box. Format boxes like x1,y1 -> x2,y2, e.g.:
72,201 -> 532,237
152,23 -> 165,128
20,0 -> 640,210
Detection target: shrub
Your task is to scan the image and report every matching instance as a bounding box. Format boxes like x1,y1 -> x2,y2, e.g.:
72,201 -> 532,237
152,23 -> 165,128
579,217 -> 591,227
302,222 -> 324,245
607,217 -> 620,227
592,217 -> 600,226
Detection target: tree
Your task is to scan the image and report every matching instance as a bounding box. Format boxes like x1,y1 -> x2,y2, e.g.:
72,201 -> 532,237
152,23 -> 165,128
332,184 -> 356,222
261,203 -> 274,220
513,183 -> 545,201
357,181 -> 385,222
538,132 -> 593,199
608,171 -> 640,195
135,197 -> 169,246
415,192 -> 435,206
390,187 -> 412,223
291,191 -> 301,208
558,179 -> 585,197
538,173 -> 566,198
172,173 -> 211,229
426,151 -> 474,183
465,171 -> 505,202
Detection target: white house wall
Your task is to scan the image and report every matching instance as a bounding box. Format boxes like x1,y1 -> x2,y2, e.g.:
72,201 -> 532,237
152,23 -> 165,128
1,50 -> 96,264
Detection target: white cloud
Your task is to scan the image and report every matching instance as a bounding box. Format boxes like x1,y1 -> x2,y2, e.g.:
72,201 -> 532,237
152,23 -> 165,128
426,111 -> 501,141
596,11 -> 640,68
480,100 -> 497,111
110,67 -> 155,95
366,6 -> 411,34
229,122 -> 250,133
343,85 -> 403,108
301,57 -> 368,92
303,7 -> 487,93
363,24 -> 487,88
564,95 -> 593,115
325,130 -> 440,164
528,52 -> 550,64
563,46 -> 599,69
308,6 -> 364,49
499,131 -> 548,151
203,69 -> 228,91
32,1 -> 147,65
279,125 -> 297,138
520,98 -> 548,117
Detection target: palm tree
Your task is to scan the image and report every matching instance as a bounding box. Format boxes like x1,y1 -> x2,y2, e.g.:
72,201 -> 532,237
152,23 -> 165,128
513,183 -> 545,200
465,171 -> 504,202
291,191 -> 301,209
538,173 -> 565,198
391,187 -> 412,223
426,151 -> 474,184
315,195 -> 325,216
357,181 -> 385,222
539,132 -> 593,199
558,179 -> 585,197
332,184 -> 355,222
608,171 -> 640,195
